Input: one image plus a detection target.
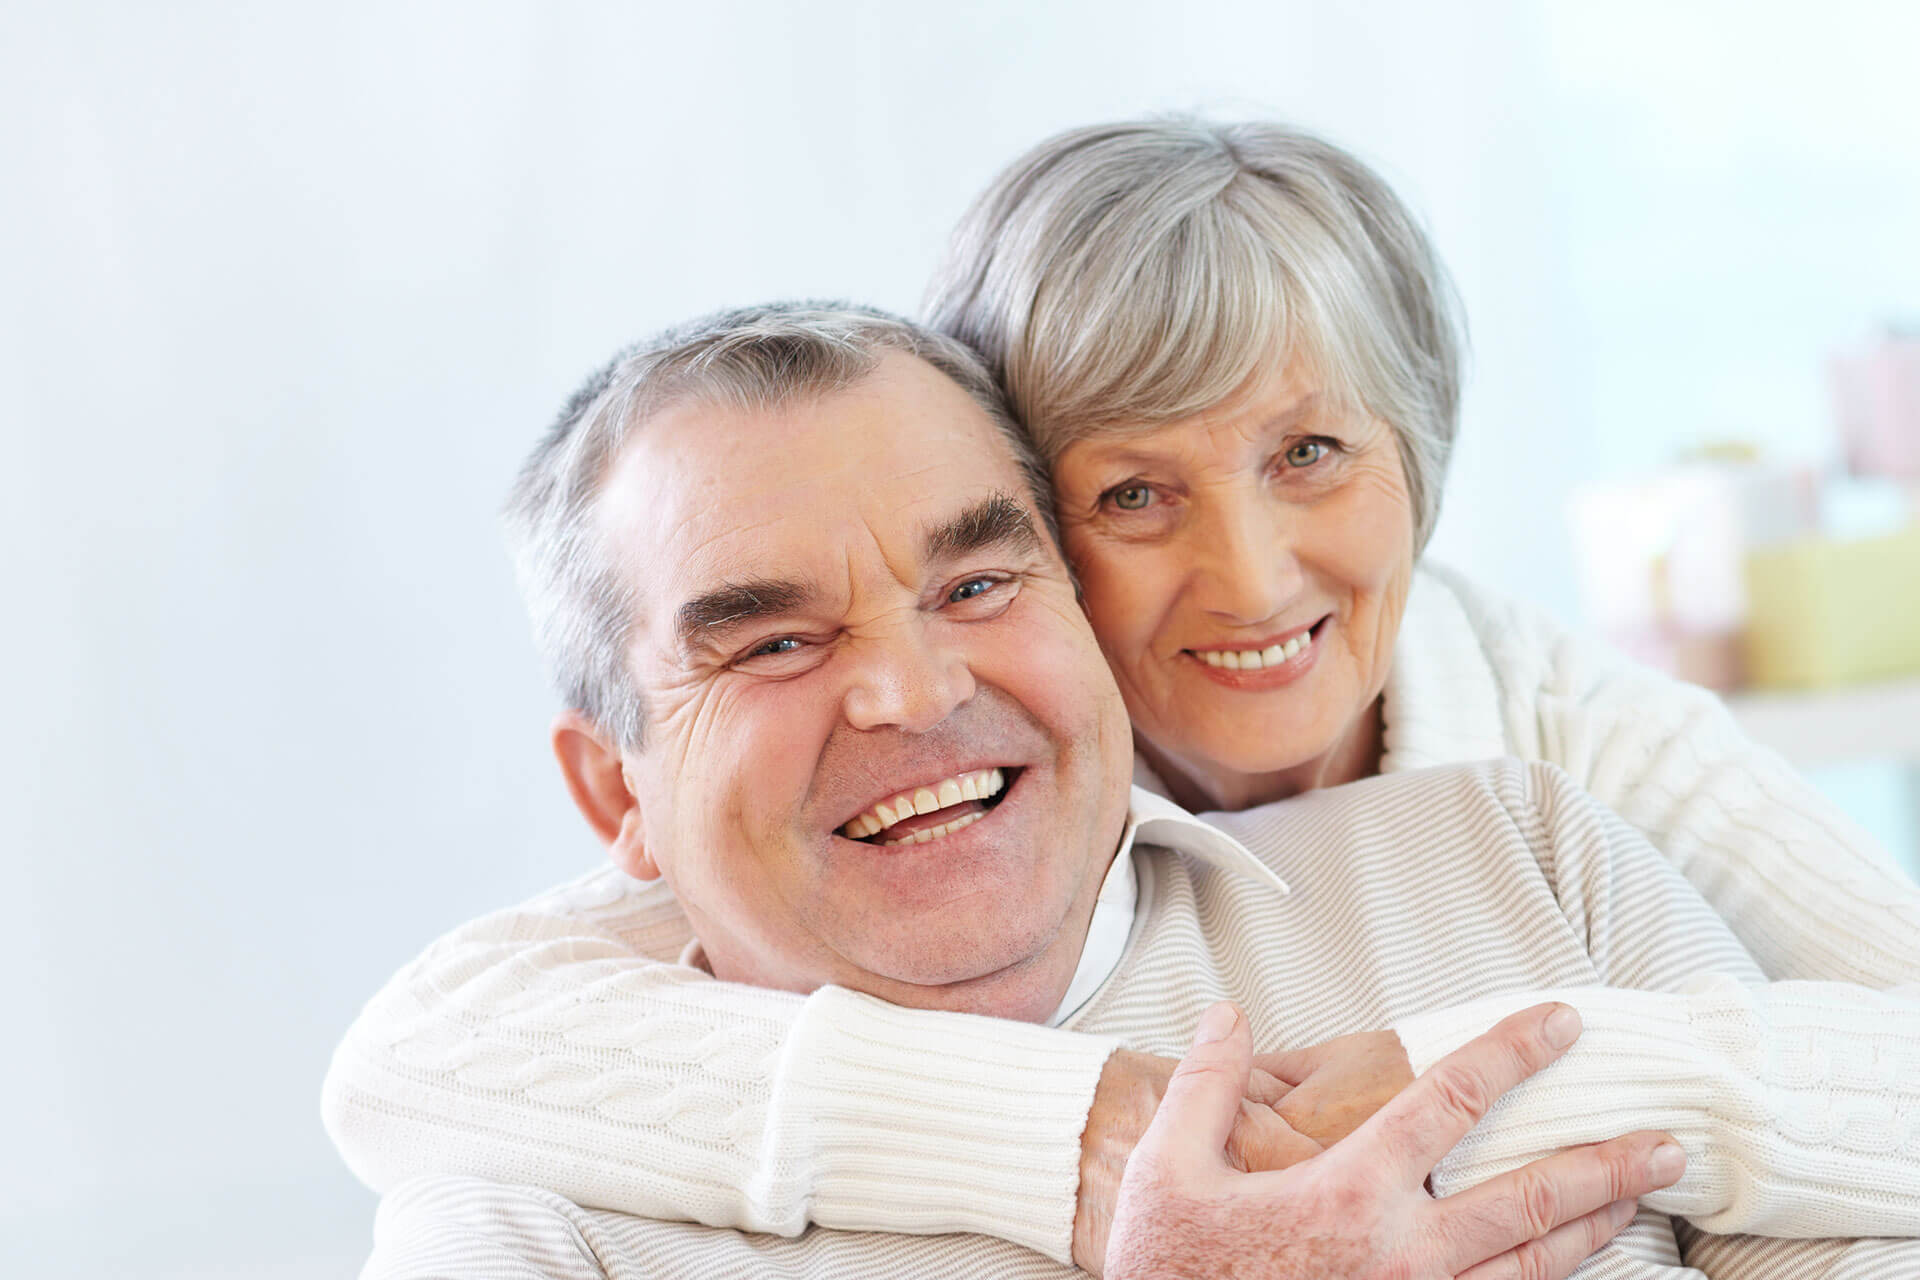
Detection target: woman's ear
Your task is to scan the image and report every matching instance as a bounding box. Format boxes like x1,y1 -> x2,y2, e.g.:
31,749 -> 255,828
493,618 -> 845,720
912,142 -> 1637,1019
551,710 -> 660,880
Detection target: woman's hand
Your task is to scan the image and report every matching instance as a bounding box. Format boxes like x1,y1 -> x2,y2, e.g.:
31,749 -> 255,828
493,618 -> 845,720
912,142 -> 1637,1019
1257,1028 -> 1416,1148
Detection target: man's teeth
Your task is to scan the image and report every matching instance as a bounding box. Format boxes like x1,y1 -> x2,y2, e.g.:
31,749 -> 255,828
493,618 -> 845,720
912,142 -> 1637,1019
880,810 -> 986,847
841,767 -> 1005,840
1196,633 -> 1310,670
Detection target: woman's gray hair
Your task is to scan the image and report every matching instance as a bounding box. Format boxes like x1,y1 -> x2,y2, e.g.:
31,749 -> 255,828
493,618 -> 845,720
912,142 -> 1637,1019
503,301 -> 1051,751
924,118 -> 1465,550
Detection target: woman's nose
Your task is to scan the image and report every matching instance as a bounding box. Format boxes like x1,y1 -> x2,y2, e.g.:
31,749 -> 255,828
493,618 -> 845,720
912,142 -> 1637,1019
1191,491 -> 1305,624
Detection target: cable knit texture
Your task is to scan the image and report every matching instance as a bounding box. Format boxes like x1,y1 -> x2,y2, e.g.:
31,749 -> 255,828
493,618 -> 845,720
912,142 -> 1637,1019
324,564 -> 1920,1269
323,870 -> 1114,1260
357,761 -> 1920,1278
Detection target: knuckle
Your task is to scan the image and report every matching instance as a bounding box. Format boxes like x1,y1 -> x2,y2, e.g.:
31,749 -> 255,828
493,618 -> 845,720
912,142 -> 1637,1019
1493,1008 -> 1562,1077
1509,1238 -> 1556,1280
1426,1061 -> 1493,1124
1517,1172 -> 1562,1238
1596,1140 -> 1645,1200
1172,1056 -> 1239,1089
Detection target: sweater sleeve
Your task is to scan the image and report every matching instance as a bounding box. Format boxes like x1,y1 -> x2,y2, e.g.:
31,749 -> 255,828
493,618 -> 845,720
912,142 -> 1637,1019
1393,761 -> 1920,1238
1490,587 -> 1920,987
320,868 -> 1117,1264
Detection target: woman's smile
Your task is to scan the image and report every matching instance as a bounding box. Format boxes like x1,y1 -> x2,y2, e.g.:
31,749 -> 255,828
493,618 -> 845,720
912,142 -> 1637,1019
1181,615 -> 1333,690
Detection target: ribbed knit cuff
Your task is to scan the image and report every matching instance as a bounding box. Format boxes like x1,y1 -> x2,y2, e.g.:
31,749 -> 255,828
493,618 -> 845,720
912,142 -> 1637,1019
763,985 -> 1118,1264
1392,988 -> 1715,1207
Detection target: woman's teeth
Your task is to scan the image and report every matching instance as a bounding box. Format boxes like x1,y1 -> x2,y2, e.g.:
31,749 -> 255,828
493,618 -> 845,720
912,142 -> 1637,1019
1195,632 -> 1310,670
841,767 -> 1006,840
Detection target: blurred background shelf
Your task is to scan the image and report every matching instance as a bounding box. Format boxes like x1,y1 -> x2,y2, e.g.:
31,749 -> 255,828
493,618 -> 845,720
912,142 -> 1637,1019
1723,677 -> 1920,882
1724,676 -> 1920,769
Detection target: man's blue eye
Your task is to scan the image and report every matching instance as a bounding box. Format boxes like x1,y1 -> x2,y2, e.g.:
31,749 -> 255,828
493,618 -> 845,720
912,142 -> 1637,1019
949,579 -> 994,603
752,638 -> 802,657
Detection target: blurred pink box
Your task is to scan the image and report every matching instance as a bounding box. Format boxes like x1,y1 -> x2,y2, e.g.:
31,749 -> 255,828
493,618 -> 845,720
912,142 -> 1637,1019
1832,330 -> 1920,481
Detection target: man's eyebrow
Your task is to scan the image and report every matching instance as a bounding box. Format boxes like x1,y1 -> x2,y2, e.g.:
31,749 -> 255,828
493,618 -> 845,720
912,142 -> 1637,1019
674,578 -> 813,653
923,492 -> 1043,563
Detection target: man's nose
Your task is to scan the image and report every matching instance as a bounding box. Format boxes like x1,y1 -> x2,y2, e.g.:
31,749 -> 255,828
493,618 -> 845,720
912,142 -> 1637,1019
1191,489 -> 1305,624
840,619 -> 978,734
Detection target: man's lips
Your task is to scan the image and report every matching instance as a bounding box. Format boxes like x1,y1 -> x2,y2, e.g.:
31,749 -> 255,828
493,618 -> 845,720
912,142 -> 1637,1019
840,766 -> 1013,845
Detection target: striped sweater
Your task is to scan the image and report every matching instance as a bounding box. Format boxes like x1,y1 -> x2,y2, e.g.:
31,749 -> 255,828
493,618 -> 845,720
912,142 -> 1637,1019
355,761 -> 1920,1278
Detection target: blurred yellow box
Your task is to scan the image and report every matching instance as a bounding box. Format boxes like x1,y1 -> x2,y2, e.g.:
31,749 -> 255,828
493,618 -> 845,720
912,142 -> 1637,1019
1743,523 -> 1920,689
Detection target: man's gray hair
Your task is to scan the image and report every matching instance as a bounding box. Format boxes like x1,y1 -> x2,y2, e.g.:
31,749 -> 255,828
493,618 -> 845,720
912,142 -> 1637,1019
504,301 -> 1053,751
924,117 -> 1466,551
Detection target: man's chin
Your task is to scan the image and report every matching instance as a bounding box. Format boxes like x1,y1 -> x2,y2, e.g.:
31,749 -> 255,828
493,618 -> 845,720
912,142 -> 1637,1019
849,925 -> 1072,1022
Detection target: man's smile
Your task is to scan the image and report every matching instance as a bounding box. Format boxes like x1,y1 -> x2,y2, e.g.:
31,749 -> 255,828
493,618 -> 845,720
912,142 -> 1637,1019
840,766 -> 1018,845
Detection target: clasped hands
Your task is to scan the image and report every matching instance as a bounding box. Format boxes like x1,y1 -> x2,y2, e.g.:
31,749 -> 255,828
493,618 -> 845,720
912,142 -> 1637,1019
1074,1003 -> 1687,1279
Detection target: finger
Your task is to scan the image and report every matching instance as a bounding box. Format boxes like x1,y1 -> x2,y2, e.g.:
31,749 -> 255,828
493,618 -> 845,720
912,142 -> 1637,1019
1243,1065 -> 1293,1107
1355,1002 -> 1581,1183
1225,1103 -> 1323,1174
1453,1200 -> 1638,1280
1252,1046 -> 1316,1088
1136,1002 -> 1252,1175
1433,1132 -> 1685,1269
1274,1076 -> 1371,1148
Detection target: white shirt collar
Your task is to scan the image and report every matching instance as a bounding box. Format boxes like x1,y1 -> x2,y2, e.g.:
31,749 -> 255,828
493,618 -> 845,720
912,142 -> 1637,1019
1048,785 -> 1288,1024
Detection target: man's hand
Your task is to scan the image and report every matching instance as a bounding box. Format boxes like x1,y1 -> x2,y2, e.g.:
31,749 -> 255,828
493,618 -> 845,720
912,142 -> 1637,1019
1074,1028 -> 1414,1271
1075,1049 -> 1321,1271
1102,1001 -> 1686,1280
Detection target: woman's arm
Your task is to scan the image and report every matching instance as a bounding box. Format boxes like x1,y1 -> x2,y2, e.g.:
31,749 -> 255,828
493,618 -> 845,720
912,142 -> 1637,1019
1483,580 -> 1920,985
1392,761 -> 1920,1237
320,865 -> 1118,1264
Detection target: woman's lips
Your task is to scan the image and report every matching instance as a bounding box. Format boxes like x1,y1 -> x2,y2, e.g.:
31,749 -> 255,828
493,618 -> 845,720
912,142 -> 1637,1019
1184,618 -> 1327,687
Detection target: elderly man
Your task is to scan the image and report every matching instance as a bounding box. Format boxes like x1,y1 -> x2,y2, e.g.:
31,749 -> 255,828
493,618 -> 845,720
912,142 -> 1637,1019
334,304 -> 1920,1279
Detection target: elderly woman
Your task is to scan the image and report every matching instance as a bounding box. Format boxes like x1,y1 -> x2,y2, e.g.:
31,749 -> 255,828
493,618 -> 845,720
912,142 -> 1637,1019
326,120 -> 1920,1271
924,121 -> 1919,973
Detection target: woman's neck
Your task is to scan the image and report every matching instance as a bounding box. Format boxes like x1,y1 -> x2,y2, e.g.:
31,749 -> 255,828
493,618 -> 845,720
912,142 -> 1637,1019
1141,695 -> 1385,814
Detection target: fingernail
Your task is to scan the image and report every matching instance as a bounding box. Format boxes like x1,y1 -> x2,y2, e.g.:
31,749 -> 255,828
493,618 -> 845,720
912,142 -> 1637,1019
1544,1004 -> 1582,1049
1649,1142 -> 1686,1183
1194,1002 -> 1239,1045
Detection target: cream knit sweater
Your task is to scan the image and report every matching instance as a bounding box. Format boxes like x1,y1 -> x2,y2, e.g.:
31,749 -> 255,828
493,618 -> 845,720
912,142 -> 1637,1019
323,566 -> 1920,1267
354,761 -> 1920,1279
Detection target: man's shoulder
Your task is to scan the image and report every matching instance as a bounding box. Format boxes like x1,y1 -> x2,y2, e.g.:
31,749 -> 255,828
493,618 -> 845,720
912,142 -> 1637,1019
1214,758 -> 1569,830
1195,760 -> 1576,882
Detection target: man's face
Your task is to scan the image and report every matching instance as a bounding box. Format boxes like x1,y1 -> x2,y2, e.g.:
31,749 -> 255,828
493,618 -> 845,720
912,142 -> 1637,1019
596,353 -> 1133,1020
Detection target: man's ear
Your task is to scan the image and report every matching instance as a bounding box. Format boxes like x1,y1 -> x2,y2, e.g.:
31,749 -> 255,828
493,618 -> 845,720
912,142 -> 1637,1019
551,710 -> 660,881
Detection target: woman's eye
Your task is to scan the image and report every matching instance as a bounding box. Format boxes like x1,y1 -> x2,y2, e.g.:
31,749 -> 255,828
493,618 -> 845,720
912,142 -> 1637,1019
1110,484 -> 1154,510
1285,440 -> 1329,467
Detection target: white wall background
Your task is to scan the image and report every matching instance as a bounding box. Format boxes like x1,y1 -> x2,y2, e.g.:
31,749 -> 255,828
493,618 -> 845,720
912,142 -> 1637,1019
5,2 -> 1915,1274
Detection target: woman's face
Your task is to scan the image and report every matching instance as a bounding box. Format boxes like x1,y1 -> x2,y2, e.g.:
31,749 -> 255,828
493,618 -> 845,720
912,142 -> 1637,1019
1051,358 -> 1416,809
